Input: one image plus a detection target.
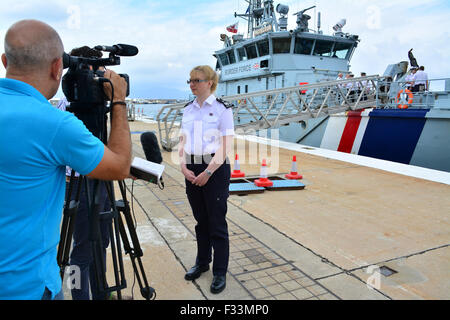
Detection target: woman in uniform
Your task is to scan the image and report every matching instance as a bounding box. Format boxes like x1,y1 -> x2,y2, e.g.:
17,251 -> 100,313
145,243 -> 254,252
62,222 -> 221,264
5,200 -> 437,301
179,65 -> 234,294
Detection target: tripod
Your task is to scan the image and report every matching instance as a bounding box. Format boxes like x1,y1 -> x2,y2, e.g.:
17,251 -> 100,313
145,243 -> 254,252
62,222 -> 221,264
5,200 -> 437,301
57,173 -> 155,300
57,101 -> 155,300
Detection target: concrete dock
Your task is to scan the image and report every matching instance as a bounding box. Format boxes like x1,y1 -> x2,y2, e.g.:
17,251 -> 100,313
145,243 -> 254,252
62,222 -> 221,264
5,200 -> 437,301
97,119 -> 449,300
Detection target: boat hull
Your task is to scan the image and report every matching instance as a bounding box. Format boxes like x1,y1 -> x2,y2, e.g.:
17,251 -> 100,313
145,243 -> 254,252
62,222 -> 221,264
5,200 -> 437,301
281,108 -> 450,172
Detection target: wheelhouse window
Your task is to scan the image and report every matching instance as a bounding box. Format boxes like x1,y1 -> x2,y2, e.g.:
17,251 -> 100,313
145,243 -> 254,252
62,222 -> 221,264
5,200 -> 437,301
272,38 -> 291,54
219,53 -> 229,66
257,40 -> 270,57
245,43 -> 258,60
313,40 -> 334,57
237,47 -> 247,61
294,38 -> 314,55
226,50 -> 236,64
332,42 -> 353,59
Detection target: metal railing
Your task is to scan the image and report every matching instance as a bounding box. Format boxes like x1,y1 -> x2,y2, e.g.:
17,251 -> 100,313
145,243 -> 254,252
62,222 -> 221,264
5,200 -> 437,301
376,78 -> 450,110
156,75 -> 382,150
127,102 -> 136,121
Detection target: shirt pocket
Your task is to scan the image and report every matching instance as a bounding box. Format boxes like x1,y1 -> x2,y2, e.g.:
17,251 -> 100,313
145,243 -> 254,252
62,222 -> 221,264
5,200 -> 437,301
203,116 -> 220,142
203,116 -> 219,131
181,115 -> 195,131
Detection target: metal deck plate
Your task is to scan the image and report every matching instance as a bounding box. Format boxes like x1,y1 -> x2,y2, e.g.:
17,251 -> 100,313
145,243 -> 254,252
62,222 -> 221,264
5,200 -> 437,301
265,179 -> 306,191
229,183 -> 265,195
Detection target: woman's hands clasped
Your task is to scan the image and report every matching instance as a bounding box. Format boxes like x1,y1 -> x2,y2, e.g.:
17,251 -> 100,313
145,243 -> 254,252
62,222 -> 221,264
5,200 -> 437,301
182,166 -> 210,187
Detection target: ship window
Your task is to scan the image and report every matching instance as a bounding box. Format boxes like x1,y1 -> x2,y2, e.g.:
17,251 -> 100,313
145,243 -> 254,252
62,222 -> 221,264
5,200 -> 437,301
273,38 -> 291,54
245,44 -> 258,59
219,53 -> 229,66
237,47 -> 247,61
294,38 -> 314,55
332,42 -> 352,59
226,50 -> 236,64
257,40 -> 269,56
313,40 -> 334,57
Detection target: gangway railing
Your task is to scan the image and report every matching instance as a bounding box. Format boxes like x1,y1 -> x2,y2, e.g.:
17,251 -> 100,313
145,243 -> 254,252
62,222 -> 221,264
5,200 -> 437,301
156,75 -> 381,151
376,78 -> 450,110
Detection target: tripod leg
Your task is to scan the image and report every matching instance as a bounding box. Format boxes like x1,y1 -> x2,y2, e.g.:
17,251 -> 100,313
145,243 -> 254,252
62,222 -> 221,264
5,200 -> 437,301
57,175 -> 84,281
86,178 -> 111,299
116,180 -> 155,300
103,180 -> 127,299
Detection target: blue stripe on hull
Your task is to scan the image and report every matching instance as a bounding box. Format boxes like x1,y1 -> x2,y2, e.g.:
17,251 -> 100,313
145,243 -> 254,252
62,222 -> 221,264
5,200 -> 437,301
358,109 -> 429,164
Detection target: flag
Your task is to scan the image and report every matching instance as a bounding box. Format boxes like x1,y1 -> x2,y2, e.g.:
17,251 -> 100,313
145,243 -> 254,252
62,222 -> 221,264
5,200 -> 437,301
226,22 -> 239,34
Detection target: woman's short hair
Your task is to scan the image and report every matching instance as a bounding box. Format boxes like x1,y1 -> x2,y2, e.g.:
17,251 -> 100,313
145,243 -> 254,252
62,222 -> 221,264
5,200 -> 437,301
190,65 -> 219,93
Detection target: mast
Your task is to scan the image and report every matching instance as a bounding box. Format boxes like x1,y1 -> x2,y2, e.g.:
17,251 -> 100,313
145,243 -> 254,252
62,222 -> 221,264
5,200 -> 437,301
234,0 -> 279,39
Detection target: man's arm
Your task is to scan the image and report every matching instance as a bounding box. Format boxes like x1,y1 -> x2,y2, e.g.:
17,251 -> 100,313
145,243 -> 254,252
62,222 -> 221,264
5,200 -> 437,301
87,70 -> 131,180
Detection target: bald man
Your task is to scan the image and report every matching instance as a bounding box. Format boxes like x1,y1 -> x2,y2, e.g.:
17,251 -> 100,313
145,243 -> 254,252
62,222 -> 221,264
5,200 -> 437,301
0,20 -> 131,300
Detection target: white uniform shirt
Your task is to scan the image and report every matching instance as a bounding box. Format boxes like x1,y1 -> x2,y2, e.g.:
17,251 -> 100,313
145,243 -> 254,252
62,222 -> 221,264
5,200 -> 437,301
361,80 -> 373,91
336,75 -> 344,88
413,70 -> 428,86
181,94 -> 234,155
345,81 -> 355,90
405,74 -> 415,83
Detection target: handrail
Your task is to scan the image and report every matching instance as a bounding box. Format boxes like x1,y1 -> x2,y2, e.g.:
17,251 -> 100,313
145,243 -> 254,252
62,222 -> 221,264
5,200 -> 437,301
376,77 -> 450,110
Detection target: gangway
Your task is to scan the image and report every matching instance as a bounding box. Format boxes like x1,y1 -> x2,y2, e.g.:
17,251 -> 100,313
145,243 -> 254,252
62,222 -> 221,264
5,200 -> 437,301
156,75 -> 382,151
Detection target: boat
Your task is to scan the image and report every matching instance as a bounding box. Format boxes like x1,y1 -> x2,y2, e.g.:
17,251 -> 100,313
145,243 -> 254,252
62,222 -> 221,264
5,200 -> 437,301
211,0 -> 450,173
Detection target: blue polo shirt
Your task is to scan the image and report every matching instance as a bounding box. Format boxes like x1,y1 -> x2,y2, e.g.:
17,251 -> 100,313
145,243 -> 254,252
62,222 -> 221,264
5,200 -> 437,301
0,78 -> 104,299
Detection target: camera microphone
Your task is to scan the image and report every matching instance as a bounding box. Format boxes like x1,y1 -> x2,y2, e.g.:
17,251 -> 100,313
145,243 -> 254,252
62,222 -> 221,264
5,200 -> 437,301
140,132 -> 163,164
138,132 -> 164,189
94,44 -> 139,57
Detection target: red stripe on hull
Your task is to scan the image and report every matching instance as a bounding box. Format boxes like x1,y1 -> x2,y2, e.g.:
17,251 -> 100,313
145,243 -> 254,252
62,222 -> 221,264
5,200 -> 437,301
337,111 -> 363,153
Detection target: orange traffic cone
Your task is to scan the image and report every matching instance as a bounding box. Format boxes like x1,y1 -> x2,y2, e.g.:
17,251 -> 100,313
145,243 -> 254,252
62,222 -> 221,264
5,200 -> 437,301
285,155 -> 303,180
231,154 -> 245,178
254,159 -> 273,187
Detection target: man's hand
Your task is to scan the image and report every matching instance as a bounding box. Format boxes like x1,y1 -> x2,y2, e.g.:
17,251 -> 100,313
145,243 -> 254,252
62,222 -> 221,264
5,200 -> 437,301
87,69 -> 131,181
103,69 -> 127,102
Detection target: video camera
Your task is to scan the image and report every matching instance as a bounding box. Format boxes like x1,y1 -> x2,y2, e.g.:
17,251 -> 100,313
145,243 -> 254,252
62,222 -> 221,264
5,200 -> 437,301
61,44 -> 138,140
62,44 -> 138,110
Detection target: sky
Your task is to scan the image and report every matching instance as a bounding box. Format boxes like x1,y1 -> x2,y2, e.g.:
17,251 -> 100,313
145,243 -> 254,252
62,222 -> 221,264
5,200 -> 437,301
0,0 -> 449,99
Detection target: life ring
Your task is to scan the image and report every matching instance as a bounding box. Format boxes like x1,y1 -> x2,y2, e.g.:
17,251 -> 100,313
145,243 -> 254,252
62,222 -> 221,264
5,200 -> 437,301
396,89 -> 413,109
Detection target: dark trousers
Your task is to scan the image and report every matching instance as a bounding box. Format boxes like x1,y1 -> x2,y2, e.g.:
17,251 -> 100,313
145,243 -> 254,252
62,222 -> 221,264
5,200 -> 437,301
412,84 -> 426,93
185,159 -> 231,276
65,179 -> 111,300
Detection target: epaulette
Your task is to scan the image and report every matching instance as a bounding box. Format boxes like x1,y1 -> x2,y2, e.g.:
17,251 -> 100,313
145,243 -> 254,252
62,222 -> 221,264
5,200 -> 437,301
216,98 -> 234,109
184,100 -> 194,108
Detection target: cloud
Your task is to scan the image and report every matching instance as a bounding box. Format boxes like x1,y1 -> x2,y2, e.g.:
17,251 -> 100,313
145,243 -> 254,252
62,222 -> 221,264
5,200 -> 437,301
1,0 -> 449,98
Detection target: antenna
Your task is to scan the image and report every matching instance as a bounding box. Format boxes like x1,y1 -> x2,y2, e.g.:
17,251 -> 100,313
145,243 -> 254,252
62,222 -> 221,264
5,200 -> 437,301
317,12 -> 322,34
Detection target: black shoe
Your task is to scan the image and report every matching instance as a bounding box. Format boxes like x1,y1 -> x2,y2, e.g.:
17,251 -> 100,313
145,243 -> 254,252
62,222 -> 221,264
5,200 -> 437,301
210,275 -> 226,294
184,264 -> 209,281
